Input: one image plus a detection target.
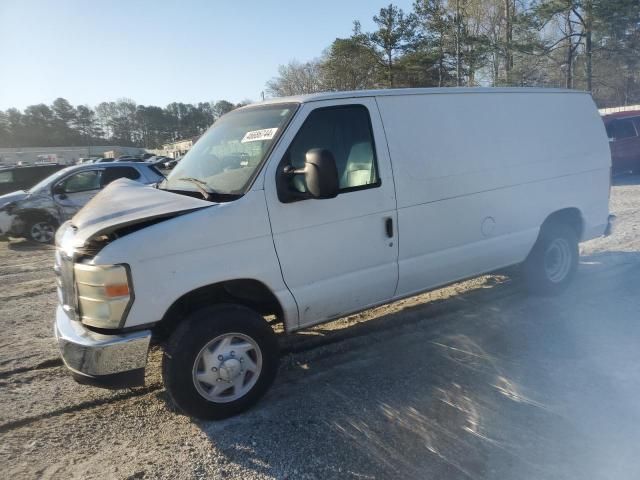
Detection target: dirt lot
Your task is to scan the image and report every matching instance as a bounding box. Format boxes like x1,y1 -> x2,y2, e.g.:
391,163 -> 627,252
1,177 -> 639,480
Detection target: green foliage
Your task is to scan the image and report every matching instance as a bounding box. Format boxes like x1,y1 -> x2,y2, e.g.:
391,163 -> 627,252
212,100 -> 235,119
321,37 -> 382,91
265,0 -> 638,106
413,0 -> 455,86
0,98 -> 241,149
368,4 -> 418,86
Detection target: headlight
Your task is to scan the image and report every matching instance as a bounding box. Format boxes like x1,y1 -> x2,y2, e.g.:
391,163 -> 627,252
74,263 -> 134,329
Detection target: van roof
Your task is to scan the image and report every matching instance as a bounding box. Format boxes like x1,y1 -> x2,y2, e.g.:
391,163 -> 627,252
250,87 -> 588,107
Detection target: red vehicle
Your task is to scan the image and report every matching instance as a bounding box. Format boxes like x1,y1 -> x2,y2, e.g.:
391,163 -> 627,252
602,110 -> 640,174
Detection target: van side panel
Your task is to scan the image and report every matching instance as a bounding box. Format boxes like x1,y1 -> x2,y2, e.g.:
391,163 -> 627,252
376,91 -> 610,298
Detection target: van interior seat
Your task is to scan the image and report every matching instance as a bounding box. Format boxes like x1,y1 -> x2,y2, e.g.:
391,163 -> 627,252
343,142 -> 374,188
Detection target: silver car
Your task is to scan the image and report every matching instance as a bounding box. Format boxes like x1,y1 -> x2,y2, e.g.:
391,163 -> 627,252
0,162 -> 164,243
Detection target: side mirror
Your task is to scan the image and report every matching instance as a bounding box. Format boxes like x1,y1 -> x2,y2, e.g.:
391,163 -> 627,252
303,149 -> 339,199
282,149 -> 339,201
53,183 -> 67,200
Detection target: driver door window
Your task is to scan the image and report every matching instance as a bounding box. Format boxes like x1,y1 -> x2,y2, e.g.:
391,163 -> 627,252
286,105 -> 380,193
60,170 -> 101,193
54,170 -> 102,220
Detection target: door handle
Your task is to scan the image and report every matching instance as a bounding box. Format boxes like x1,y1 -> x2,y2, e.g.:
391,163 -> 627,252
385,217 -> 394,238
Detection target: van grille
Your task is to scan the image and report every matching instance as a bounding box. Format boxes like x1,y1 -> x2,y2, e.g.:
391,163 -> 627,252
54,250 -> 77,319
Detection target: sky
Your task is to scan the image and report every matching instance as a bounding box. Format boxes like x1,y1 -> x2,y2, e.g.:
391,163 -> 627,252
0,0 -> 414,111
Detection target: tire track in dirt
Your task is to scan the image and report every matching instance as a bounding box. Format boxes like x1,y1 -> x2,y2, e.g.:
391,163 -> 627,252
0,358 -> 62,380
0,251 -> 53,266
0,271 -> 56,300
0,272 -> 54,289
0,287 -> 57,303
0,265 -> 53,277
0,383 -> 164,434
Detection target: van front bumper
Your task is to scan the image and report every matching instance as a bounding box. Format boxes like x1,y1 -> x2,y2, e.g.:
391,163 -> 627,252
54,305 -> 151,388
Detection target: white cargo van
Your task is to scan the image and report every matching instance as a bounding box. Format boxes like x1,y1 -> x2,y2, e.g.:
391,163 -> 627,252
54,88 -> 613,419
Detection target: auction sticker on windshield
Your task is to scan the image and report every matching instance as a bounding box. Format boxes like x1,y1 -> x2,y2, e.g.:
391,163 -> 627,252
241,128 -> 278,143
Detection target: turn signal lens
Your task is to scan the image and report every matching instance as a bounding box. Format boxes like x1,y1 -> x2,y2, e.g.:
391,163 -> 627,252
104,284 -> 130,298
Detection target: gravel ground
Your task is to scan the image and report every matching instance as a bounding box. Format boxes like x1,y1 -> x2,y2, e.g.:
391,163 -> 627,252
1,176 -> 639,480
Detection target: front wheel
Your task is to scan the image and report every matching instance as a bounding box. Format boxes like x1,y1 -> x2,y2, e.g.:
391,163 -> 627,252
162,304 -> 279,420
27,218 -> 57,244
523,223 -> 579,295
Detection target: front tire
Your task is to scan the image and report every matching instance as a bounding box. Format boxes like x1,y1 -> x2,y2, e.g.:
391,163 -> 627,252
162,304 -> 279,420
27,218 -> 57,244
523,223 -> 579,295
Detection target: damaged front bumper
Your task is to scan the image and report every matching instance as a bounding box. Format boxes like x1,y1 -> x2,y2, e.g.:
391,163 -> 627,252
54,305 -> 151,388
0,210 -> 17,237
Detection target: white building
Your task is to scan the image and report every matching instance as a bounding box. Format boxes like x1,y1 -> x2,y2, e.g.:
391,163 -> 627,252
0,145 -> 146,166
161,136 -> 200,158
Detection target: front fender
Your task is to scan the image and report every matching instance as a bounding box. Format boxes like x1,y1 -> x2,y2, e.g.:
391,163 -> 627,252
12,206 -> 62,234
90,190 -> 299,331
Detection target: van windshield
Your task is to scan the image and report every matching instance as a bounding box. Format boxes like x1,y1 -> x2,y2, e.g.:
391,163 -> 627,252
163,104 -> 297,197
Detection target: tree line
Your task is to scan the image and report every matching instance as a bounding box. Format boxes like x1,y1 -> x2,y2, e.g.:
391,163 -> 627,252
1,0 -> 637,149
266,0 -> 640,107
0,98 -> 246,149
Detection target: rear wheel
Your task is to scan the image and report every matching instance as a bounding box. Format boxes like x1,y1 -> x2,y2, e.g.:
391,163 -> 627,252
27,218 -> 57,244
523,223 -> 578,295
162,304 -> 279,420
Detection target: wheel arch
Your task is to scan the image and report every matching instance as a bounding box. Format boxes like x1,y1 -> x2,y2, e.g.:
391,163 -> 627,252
15,207 -> 60,226
12,207 -> 60,239
522,207 -> 581,295
154,279 -> 284,341
540,207 -> 584,240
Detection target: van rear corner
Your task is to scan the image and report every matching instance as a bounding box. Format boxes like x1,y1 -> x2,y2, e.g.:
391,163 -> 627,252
580,210 -> 616,241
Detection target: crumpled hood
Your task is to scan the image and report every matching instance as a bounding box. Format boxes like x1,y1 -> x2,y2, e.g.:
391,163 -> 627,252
0,190 -> 29,210
67,178 -> 211,246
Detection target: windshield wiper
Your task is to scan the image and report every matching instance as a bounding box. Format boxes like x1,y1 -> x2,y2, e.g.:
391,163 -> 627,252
178,177 -> 215,200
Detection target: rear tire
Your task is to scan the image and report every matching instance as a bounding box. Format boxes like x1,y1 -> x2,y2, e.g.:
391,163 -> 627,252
162,304 -> 279,420
523,223 -> 578,295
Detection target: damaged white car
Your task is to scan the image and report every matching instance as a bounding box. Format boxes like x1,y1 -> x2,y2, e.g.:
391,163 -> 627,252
0,162 -> 164,243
